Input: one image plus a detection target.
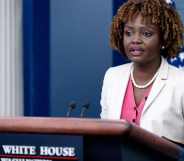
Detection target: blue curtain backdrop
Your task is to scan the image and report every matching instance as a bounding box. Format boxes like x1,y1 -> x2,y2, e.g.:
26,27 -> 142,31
23,0 -> 50,116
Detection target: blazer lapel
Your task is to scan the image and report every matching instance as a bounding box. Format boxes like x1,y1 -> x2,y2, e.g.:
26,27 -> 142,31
112,63 -> 132,119
142,58 -> 169,115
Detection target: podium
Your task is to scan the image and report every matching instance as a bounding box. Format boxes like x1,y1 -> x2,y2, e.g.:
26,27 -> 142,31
0,117 -> 183,161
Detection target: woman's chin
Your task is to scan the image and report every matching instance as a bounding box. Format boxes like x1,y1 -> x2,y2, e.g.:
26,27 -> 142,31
127,55 -> 144,63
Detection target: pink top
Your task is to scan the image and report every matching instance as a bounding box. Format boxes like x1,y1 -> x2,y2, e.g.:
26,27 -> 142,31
120,78 -> 152,125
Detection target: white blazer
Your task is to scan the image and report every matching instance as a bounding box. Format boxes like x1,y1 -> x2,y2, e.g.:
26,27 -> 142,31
100,57 -> 184,144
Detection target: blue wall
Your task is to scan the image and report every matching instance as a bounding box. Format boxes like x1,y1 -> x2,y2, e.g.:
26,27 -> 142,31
50,0 -> 113,117
112,0 -> 129,66
23,0 -> 129,117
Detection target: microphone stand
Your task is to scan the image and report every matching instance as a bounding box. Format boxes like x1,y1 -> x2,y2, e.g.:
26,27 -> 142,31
80,102 -> 90,118
66,101 -> 76,117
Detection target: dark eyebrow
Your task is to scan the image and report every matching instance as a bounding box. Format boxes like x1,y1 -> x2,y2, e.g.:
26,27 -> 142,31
144,25 -> 158,31
124,25 -> 133,29
124,24 -> 158,31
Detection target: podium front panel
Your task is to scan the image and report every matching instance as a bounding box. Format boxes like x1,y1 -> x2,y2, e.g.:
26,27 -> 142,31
0,133 -> 82,161
84,135 -> 177,161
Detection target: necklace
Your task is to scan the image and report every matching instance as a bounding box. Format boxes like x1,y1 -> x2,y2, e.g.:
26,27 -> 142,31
130,66 -> 160,89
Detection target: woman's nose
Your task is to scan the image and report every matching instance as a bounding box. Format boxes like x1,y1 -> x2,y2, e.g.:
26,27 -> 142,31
132,33 -> 142,44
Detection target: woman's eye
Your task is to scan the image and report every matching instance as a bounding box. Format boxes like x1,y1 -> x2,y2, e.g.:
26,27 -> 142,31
124,30 -> 132,36
143,31 -> 153,37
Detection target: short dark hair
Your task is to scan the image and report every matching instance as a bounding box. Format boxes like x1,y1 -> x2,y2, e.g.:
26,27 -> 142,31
110,0 -> 184,58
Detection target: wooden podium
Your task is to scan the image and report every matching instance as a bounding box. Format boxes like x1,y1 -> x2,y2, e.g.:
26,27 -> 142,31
0,117 -> 183,161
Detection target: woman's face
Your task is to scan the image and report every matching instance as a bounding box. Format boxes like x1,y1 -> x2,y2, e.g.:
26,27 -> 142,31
123,14 -> 161,66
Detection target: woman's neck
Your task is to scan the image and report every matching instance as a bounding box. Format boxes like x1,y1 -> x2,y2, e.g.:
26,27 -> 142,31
132,58 -> 161,84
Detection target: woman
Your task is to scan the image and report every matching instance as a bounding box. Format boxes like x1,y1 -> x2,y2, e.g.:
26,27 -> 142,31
100,0 -> 184,144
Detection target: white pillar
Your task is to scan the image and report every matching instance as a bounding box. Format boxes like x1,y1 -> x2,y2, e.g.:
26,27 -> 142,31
0,0 -> 23,116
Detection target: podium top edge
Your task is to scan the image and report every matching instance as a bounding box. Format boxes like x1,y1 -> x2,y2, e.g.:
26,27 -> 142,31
0,116 -> 130,135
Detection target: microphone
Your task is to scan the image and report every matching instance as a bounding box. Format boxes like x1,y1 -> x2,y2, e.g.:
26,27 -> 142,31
66,101 -> 76,117
80,101 -> 90,118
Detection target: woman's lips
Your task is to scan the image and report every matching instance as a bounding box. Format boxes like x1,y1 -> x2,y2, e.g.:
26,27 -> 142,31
129,47 -> 144,56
